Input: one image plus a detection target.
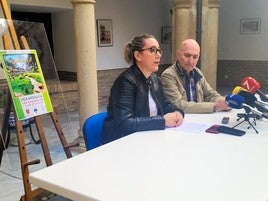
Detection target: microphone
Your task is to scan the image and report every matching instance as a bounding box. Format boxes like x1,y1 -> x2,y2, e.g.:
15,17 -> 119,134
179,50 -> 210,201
232,86 -> 247,94
232,86 -> 268,113
241,76 -> 268,102
225,94 -> 246,109
225,94 -> 268,118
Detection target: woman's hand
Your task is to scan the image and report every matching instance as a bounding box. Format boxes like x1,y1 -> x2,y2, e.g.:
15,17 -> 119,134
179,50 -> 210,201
164,111 -> 184,127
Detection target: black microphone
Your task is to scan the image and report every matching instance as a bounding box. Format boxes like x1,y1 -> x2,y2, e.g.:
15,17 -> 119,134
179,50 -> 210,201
253,101 -> 268,114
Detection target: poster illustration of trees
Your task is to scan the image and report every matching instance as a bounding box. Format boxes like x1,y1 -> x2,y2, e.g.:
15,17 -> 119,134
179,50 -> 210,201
0,49 -> 53,120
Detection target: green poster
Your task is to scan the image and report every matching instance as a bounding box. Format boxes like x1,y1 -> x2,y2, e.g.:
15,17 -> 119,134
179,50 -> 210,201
0,49 -> 53,120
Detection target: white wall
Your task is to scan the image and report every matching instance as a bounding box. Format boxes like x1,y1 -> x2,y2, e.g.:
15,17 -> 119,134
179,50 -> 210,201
94,0 -> 172,70
52,0 -> 172,71
218,0 -> 268,60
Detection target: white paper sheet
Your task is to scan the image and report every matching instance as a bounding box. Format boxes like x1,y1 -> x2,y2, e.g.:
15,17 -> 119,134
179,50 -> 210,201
167,121 -> 212,134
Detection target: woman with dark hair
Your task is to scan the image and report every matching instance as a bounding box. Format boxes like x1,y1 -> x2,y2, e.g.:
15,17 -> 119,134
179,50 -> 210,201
101,34 -> 184,144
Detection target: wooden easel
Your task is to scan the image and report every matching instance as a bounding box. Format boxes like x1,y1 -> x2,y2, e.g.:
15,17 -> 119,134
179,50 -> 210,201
0,0 -> 79,200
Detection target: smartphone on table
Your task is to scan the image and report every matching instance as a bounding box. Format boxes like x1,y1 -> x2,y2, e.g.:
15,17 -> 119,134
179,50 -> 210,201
205,125 -> 221,134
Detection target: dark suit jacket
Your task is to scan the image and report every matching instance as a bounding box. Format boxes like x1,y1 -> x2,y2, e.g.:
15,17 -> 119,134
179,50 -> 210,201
101,64 -> 184,144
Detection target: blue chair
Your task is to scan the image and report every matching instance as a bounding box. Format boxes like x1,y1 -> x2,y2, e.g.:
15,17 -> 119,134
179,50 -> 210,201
82,112 -> 107,151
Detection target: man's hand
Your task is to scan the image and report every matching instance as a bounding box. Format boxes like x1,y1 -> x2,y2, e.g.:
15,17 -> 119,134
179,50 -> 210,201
214,99 -> 231,112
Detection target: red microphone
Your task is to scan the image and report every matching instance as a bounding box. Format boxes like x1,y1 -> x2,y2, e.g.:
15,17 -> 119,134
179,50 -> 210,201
241,76 -> 268,102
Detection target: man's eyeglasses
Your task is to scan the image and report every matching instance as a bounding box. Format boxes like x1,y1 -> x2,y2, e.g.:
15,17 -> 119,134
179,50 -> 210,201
139,46 -> 163,55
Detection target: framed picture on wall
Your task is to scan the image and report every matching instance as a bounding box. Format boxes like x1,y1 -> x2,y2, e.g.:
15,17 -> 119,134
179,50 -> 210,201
161,27 -> 172,44
97,19 -> 113,47
240,18 -> 261,34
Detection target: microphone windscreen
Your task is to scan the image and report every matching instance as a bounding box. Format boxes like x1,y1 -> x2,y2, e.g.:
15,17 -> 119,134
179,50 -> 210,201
232,86 -> 247,94
238,90 -> 257,107
225,94 -> 245,109
241,76 -> 261,93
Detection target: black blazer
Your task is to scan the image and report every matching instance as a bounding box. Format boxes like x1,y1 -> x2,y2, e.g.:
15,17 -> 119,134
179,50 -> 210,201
101,64 -> 184,144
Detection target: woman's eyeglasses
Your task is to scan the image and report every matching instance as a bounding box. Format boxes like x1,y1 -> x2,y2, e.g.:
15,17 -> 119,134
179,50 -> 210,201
139,46 -> 163,55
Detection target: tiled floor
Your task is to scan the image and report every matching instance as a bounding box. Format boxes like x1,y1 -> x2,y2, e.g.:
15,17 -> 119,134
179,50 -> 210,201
0,110 -> 81,201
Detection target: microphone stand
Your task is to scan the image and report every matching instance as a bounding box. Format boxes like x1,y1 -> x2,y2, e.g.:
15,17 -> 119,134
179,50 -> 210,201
233,107 -> 260,134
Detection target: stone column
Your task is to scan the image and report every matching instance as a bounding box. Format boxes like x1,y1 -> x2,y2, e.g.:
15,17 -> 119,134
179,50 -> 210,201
171,0 -> 195,62
171,0 -> 221,89
200,0 -> 221,89
71,0 -> 98,151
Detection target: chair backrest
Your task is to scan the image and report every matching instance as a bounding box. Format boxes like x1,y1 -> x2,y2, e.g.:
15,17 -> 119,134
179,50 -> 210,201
82,112 -> 107,151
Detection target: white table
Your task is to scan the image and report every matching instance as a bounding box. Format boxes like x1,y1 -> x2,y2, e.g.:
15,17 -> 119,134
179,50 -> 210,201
29,110 -> 268,201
